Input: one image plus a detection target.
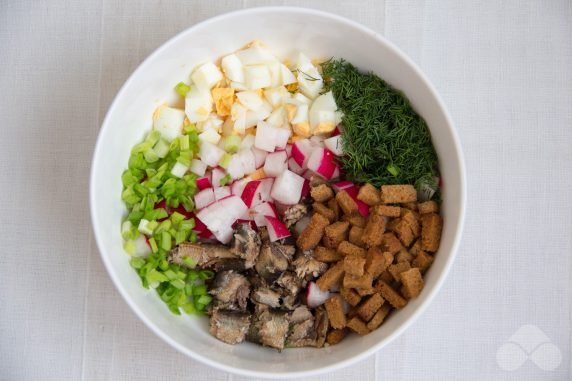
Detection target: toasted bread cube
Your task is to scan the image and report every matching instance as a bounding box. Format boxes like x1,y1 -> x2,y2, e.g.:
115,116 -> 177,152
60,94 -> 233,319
356,293 -> 385,322
313,246 -> 343,263
340,287 -> 362,306
343,253 -> 366,277
365,247 -> 393,278
409,239 -> 422,256
396,249 -> 413,263
323,221 -> 350,249
380,185 -> 417,203
327,198 -> 340,220
361,213 -> 386,247
375,280 -> 407,309
326,328 -> 347,345
386,218 -> 399,233
343,272 -> 373,289
371,204 -> 401,217
402,202 -> 418,211
316,261 -> 345,291
367,305 -> 391,330
388,262 -> 411,283
418,200 -> 439,214
342,213 -> 367,228
336,190 -> 358,215
393,219 -> 416,247
412,251 -> 434,273
400,208 -> 420,237
325,295 -> 347,329
313,202 -> 336,223
399,268 -> 424,299
311,184 -> 334,203
297,212 -> 330,250
348,226 -> 366,247
356,287 -> 375,297
381,232 -> 403,254
346,317 -> 370,336
421,213 -> 443,252
357,183 -> 381,206
337,241 -> 367,257
378,270 -> 394,284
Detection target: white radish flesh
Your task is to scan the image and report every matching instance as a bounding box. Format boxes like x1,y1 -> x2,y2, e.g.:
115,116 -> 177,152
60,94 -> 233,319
251,147 -> 268,168
291,139 -> 313,168
270,169 -> 304,205
263,151 -> 288,177
189,159 -> 207,176
265,216 -> 292,242
324,135 -> 344,156
214,186 -> 231,201
199,141 -> 225,167
194,188 -> 216,210
306,282 -> 331,308
196,196 -> 248,244
211,167 -> 226,188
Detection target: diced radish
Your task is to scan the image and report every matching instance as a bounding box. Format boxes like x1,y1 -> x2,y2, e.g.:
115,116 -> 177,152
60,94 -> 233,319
285,144 -> 292,157
196,196 -> 248,244
331,165 -> 340,180
252,202 -> 278,227
241,178 -> 274,208
274,127 -> 291,149
301,169 -> 314,181
194,188 -> 215,210
189,159 -> 207,176
306,282 -> 330,308
251,147 -> 268,168
344,186 -> 370,217
324,135 -> 344,156
270,170 -> 304,205
332,180 -> 354,192
309,135 -> 325,147
332,125 -> 342,136
288,157 -> 304,175
254,121 -> 277,152
265,216 -> 291,242
226,154 -> 245,180
214,186 -> 231,201
291,139 -> 313,168
196,174 -> 212,190
239,134 -> 256,151
306,147 -> 337,179
231,177 -> 250,196
249,168 -> 267,180
211,167 -> 226,188
301,179 -> 310,199
238,149 -> 256,175
199,141 -> 225,167
263,151 -> 288,177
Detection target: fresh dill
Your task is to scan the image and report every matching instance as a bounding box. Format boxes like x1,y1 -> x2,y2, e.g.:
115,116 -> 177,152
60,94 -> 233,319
294,69 -> 320,81
321,59 -> 439,190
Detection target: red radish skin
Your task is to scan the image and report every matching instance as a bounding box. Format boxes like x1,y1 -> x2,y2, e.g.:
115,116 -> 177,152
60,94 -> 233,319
196,176 -> 212,190
251,202 -> 278,227
194,188 -> 216,210
307,147 -> 336,179
332,180 -> 354,192
291,139 -> 312,168
287,157 -> 304,175
241,180 -> 261,207
240,178 -> 274,208
344,186 -> 369,217
301,179 -> 310,199
264,216 -> 291,242
306,282 -> 331,308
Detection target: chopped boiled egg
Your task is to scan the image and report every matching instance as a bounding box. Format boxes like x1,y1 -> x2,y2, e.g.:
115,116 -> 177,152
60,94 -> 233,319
290,104 -> 311,137
196,114 -> 223,132
152,105 -> 185,142
280,64 -> 297,85
198,128 -> 222,145
236,45 -> 278,65
296,53 -> 323,99
185,86 -> 212,123
191,62 -> 223,90
244,65 -> 272,90
266,106 -> 288,127
221,54 -> 244,83
236,91 -> 264,111
211,87 -> 235,116
309,91 -> 342,134
264,86 -> 291,107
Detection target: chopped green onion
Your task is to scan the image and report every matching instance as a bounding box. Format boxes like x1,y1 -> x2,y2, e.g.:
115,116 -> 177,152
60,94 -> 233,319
153,139 -> 170,159
175,230 -> 188,245
171,278 -> 186,290
174,82 -> 190,97
148,237 -> 158,253
161,231 -> 172,251
144,148 -> 159,163
182,256 -> 196,268
218,153 -> 231,169
129,257 -> 145,269
224,135 -> 242,153
219,174 -> 232,186
138,219 -> 155,235
197,295 -> 212,305
154,219 -> 172,234
387,163 -> 400,177
192,284 -> 207,296
199,270 -> 214,280
179,135 -> 190,151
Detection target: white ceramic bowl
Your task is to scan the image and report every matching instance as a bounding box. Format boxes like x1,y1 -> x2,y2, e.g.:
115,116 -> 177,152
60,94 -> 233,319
90,6 -> 465,378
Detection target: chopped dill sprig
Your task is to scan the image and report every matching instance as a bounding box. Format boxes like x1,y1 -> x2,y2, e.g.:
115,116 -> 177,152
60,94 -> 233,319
321,59 -> 439,189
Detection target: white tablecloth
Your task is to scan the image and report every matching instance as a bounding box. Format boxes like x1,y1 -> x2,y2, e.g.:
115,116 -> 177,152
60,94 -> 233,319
1,1 -> 570,380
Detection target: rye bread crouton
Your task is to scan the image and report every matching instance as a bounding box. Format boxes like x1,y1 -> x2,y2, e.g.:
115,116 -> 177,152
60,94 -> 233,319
313,246 -> 343,263
418,200 -> 439,214
409,239 -> 422,256
357,183 -> 381,206
356,287 -> 376,297
348,226 -> 366,247
400,208 -> 420,237
365,248 -> 393,278
326,328 -> 347,345
396,249 -> 413,263
340,287 -> 362,306
323,221 -> 350,249
342,213 -> 367,228
316,261 -> 345,291
371,204 -> 401,217
388,262 -> 412,283
402,202 -> 418,211
327,198 -> 340,220
313,202 -> 336,223
381,232 -> 403,254
337,241 -> 367,257
380,185 -> 417,204
361,213 -> 386,247
367,305 -> 392,330
336,190 -> 358,215
421,213 -> 443,252
399,268 -> 424,299
356,293 -> 385,322
311,184 -> 334,203
375,279 -> 407,309
344,254 -> 367,277
325,295 -> 346,329
297,212 -> 330,251
378,270 -> 394,284
393,219 -> 416,247
346,317 -> 370,336
412,251 -> 434,273
343,272 -> 373,289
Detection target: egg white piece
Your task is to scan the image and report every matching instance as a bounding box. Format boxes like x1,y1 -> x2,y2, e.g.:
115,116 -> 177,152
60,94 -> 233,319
236,45 -> 278,65
309,91 -> 342,134
185,86 -> 213,123
221,54 -> 244,83
152,105 -> 185,142
295,53 -> 323,99
236,91 -> 264,111
264,86 -> 291,107
266,106 -> 288,127
197,113 -> 223,132
198,128 -> 222,145
280,64 -> 297,85
191,62 -> 223,90
244,65 -> 272,90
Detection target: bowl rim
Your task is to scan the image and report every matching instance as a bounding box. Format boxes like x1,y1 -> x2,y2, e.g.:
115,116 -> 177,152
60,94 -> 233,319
90,6 -> 466,379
